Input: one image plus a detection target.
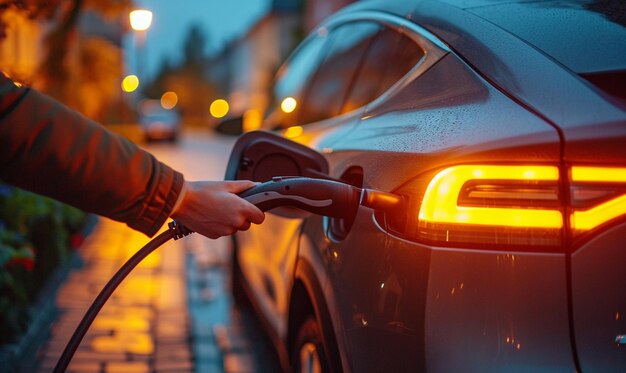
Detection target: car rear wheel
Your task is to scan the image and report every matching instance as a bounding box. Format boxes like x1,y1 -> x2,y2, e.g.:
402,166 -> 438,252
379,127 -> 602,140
292,317 -> 331,373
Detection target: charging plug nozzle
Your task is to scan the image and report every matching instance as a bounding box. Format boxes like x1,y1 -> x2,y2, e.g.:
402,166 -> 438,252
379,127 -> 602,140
360,189 -> 404,213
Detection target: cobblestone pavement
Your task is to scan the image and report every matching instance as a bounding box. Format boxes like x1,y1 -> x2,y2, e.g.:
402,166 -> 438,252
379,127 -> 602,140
37,218 -> 281,373
38,219 -> 193,373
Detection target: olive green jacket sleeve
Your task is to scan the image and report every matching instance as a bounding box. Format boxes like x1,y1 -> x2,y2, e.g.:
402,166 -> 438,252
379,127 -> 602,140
0,74 -> 183,237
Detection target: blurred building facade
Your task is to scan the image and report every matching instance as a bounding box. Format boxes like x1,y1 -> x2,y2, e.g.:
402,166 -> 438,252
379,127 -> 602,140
76,10 -> 127,122
211,2 -> 301,129
210,0 -> 355,130
0,7 -> 127,123
0,8 -> 51,87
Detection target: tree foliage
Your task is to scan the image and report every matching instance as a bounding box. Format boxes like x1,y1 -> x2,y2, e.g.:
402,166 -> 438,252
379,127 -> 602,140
144,23 -> 220,126
183,24 -> 208,70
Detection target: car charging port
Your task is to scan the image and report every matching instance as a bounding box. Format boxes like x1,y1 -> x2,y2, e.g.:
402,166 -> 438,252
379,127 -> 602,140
327,167 -> 363,241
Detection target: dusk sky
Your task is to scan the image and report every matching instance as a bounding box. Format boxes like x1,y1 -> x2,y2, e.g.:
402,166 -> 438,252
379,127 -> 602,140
125,0 -> 268,80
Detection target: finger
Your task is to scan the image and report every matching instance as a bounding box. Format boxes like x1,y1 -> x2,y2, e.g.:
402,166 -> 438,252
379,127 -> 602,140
220,226 -> 236,237
244,202 -> 265,224
225,180 -> 257,193
238,221 -> 251,231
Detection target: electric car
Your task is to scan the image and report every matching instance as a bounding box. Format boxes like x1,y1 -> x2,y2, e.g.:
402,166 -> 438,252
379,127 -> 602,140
227,0 -> 626,371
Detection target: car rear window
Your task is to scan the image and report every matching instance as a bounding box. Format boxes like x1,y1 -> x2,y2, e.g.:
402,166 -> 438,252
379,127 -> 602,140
300,22 -> 380,124
342,26 -> 425,114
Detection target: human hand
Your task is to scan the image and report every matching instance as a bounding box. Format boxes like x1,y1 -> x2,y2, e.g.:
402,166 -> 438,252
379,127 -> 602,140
171,180 -> 265,239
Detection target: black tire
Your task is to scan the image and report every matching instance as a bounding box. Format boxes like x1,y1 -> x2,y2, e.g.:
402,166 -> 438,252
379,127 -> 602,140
292,317 -> 332,373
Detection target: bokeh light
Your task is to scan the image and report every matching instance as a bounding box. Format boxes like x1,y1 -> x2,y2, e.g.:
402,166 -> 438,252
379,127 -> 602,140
243,109 -> 263,132
281,97 -> 297,113
122,75 -> 139,92
284,125 -> 303,138
160,91 -> 178,110
210,99 -> 229,118
129,10 -> 153,31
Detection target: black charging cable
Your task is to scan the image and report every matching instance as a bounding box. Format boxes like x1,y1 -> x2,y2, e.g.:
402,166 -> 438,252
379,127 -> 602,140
53,221 -> 193,373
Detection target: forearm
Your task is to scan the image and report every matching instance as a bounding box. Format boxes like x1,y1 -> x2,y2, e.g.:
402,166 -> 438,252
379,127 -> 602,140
0,76 -> 183,236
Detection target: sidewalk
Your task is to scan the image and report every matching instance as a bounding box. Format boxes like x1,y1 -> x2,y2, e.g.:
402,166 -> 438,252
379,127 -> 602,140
36,218 -> 279,372
37,219 -> 192,372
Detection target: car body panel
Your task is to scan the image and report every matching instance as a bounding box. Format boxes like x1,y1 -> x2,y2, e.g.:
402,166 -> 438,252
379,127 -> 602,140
411,0 -> 624,131
562,120 -> 626,164
425,249 -> 575,372
324,53 -> 561,168
302,211 -> 430,372
237,215 -> 303,338
467,1 -> 626,74
571,223 -> 626,372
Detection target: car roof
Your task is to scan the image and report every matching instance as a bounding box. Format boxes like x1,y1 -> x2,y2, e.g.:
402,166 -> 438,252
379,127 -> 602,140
464,0 -> 626,74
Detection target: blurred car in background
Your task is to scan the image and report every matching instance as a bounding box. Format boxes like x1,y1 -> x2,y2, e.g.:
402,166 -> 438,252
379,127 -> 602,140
140,109 -> 181,142
228,0 -> 626,372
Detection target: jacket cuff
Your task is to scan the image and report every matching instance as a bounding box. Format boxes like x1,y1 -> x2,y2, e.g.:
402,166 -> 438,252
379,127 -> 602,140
130,162 -> 184,237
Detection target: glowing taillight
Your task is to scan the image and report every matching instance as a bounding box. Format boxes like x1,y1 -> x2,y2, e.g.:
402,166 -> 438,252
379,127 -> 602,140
416,165 -> 562,247
570,166 -> 626,233
385,164 -> 626,250
419,165 -> 561,228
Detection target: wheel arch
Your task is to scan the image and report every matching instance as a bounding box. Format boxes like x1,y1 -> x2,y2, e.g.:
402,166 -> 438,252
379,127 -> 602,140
288,259 -> 343,372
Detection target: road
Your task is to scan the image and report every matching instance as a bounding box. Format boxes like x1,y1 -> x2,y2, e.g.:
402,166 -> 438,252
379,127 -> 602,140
143,128 -> 235,182
144,128 -> 282,373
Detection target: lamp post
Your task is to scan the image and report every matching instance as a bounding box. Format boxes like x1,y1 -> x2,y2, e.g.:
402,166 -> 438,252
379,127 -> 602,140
129,9 -> 152,84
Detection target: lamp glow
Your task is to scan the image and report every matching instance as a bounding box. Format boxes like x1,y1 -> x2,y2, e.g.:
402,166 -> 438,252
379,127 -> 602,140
281,97 -> 297,113
122,75 -> 139,92
284,126 -> 303,138
243,109 -> 262,132
160,91 -> 178,110
210,99 -> 229,118
130,10 -> 153,31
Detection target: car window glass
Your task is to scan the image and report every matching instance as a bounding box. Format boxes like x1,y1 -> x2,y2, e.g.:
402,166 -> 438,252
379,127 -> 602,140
266,31 -> 329,128
299,22 -> 380,124
342,27 -> 425,114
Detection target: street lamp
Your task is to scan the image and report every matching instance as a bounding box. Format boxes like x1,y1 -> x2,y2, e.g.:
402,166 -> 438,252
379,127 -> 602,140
129,9 -> 152,82
129,10 -> 152,31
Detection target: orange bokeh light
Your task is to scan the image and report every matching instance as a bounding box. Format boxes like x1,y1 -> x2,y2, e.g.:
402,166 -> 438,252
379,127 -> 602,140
160,91 -> 178,110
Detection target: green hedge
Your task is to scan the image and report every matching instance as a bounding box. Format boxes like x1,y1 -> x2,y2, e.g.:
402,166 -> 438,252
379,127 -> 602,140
0,182 -> 87,345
